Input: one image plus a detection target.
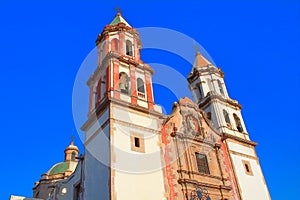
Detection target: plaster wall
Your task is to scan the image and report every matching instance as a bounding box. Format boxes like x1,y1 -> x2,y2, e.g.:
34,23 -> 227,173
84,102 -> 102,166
85,108 -> 109,141
111,107 -> 165,200
84,125 -> 111,200
112,106 -> 160,130
227,141 -> 255,156
230,152 -> 270,200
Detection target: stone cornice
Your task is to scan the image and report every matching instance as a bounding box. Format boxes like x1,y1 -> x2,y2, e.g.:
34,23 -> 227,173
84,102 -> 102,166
87,52 -> 154,85
81,98 -> 109,131
178,178 -> 232,191
112,118 -> 161,134
117,54 -> 154,74
81,95 -> 164,131
222,133 -> 257,146
96,22 -> 140,46
178,170 -> 223,181
176,132 -> 218,148
198,91 -> 242,109
110,96 -> 164,118
187,65 -> 224,83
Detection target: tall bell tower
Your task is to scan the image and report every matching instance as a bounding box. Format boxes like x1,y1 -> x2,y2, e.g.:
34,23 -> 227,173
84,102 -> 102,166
80,11 -> 166,200
188,50 -> 271,200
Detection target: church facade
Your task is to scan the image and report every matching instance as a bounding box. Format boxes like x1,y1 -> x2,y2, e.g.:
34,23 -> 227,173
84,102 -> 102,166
32,11 -> 271,200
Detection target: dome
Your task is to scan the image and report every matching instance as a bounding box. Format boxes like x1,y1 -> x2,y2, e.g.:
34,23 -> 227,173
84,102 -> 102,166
48,161 -> 78,175
42,140 -> 79,178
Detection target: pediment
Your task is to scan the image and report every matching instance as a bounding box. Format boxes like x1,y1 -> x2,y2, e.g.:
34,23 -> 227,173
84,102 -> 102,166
164,97 -> 220,144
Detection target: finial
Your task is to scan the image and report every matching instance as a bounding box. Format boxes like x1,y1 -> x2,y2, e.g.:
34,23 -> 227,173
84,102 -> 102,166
115,7 -> 122,15
70,135 -> 75,145
194,44 -> 200,55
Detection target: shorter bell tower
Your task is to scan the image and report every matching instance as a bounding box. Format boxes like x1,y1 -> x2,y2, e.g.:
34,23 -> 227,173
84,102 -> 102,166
188,49 -> 271,200
188,50 -> 249,140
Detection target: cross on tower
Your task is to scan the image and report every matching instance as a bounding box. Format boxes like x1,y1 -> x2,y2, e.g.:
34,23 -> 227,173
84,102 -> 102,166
115,7 -> 122,14
194,44 -> 200,53
71,135 -> 75,143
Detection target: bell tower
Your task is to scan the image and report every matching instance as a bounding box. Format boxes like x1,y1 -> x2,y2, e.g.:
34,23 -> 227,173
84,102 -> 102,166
86,11 -> 155,116
81,10 -> 166,200
188,50 -> 248,140
188,50 -> 271,200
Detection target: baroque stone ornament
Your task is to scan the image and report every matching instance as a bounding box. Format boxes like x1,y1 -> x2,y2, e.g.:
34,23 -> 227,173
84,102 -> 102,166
186,114 -> 201,137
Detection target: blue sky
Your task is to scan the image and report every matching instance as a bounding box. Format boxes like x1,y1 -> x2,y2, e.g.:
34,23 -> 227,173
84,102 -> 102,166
0,0 -> 299,199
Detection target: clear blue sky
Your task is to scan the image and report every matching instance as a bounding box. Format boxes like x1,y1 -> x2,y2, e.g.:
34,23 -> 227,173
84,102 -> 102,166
0,0 -> 299,199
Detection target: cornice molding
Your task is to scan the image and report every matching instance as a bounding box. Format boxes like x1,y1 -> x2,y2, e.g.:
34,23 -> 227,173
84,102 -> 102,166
187,65 -> 224,83
198,92 -> 242,109
178,178 -> 232,191
222,133 -> 257,146
81,95 -> 164,131
96,23 -> 140,46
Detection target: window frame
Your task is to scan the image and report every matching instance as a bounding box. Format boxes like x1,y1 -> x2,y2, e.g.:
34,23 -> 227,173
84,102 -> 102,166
71,151 -> 76,161
233,113 -> 244,133
136,77 -> 145,98
195,152 -> 210,174
242,160 -> 253,176
111,38 -> 119,53
217,79 -> 225,95
125,40 -> 133,56
223,109 -> 231,127
130,132 -> 145,153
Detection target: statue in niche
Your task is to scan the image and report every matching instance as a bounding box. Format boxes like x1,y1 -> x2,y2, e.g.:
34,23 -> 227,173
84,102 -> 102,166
119,72 -> 129,94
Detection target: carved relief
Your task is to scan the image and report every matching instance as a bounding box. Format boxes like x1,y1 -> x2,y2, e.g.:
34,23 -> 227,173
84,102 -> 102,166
162,97 -> 234,199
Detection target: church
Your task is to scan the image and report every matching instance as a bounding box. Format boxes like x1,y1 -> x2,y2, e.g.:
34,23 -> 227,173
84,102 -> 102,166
30,11 -> 271,200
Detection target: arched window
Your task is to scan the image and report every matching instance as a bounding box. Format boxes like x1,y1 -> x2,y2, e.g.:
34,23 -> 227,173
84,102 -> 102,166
126,40 -> 133,56
233,113 -> 244,133
119,72 -> 129,94
206,112 -> 212,120
96,79 -> 101,104
196,83 -> 202,99
71,151 -> 76,161
101,74 -> 107,98
94,84 -> 98,107
223,109 -> 231,127
137,78 -> 145,98
111,38 -> 119,52
217,79 -> 224,95
207,78 -> 213,92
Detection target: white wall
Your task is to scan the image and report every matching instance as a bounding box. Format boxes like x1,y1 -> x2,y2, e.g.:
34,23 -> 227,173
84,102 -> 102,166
228,141 -> 270,200
84,125 -> 111,200
111,106 -> 166,200
85,108 -> 109,141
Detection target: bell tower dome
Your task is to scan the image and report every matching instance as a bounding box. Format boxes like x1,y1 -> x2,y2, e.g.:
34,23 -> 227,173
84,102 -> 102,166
64,139 -> 79,162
